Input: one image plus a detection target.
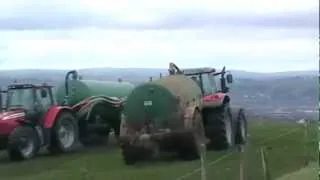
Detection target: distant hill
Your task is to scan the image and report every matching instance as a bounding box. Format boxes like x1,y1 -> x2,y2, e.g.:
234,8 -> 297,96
227,70 -> 317,79
0,68 -> 317,121
0,68 -> 317,84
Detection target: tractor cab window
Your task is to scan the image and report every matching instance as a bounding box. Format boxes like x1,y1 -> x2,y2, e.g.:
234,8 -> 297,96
190,76 -> 201,87
36,88 -> 52,110
213,74 -> 222,92
7,88 -> 35,110
201,74 -> 217,95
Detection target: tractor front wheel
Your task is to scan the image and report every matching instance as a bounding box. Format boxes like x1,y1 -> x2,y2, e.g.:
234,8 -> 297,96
47,111 -> 79,154
7,126 -> 40,161
235,108 -> 248,145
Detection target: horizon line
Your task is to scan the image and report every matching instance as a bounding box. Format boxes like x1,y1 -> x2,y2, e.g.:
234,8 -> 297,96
0,67 -> 317,74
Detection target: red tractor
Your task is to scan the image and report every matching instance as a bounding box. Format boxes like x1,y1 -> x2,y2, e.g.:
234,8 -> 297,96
181,65 -> 248,150
0,83 -> 79,161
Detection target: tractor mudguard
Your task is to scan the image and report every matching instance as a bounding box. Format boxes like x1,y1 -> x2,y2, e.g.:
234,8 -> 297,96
203,92 -> 227,107
0,120 -> 20,136
43,105 -> 73,129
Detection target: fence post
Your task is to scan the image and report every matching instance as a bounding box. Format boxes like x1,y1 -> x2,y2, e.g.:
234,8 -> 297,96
200,143 -> 207,180
303,119 -> 310,166
260,147 -> 271,180
239,143 -> 248,180
318,117 -> 320,180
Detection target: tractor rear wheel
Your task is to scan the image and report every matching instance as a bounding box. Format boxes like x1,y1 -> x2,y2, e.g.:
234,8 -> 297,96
234,108 -> 248,145
7,126 -> 40,161
205,104 -> 235,150
47,111 -> 79,154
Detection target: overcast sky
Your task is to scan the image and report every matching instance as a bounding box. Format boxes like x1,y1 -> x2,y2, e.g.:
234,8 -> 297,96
0,0 -> 318,72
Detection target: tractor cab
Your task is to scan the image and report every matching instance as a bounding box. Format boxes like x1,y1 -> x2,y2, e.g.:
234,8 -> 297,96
4,83 -> 55,120
182,67 -> 233,95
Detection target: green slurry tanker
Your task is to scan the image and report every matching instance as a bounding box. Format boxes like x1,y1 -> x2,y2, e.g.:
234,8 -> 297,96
119,63 -> 248,165
55,75 -> 133,106
0,70 -> 134,161
55,70 -> 135,144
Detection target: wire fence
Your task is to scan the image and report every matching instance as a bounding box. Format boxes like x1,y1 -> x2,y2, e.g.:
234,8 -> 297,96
175,119 -> 318,180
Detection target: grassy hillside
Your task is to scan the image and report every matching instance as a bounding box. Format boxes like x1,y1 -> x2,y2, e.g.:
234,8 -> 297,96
0,68 -> 317,113
231,76 -> 317,106
0,120 -> 316,180
0,69 -> 316,105
276,163 -> 317,180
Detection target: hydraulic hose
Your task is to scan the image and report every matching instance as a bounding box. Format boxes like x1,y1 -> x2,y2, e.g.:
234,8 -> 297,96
168,62 -> 183,75
75,96 -> 125,137
75,96 -> 125,121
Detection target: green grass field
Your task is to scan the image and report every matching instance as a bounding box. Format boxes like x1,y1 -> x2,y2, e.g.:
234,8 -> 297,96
0,119 -> 317,180
276,162 -> 317,180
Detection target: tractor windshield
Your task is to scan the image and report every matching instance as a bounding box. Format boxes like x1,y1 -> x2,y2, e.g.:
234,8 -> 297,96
201,74 -> 217,95
6,88 -> 35,110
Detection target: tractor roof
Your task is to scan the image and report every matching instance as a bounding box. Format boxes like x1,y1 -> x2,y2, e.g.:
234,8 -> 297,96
8,83 -> 53,90
182,67 -> 216,76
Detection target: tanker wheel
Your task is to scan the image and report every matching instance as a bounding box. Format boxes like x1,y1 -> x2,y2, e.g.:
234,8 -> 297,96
81,131 -> 110,147
205,104 -> 235,150
7,126 -> 40,161
235,109 -> 248,145
47,111 -> 79,154
121,143 -> 145,165
178,110 -> 204,160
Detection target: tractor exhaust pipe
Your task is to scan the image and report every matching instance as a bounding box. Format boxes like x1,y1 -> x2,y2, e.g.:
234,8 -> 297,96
213,66 -> 232,93
64,70 -> 78,105
0,88 -> 2,112
0,89 -> 7,112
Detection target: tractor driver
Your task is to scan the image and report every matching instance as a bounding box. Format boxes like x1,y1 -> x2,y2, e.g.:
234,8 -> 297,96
27,87 -> 52,122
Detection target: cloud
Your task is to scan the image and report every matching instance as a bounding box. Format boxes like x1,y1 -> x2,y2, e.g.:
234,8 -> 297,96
0,0 -> 318,30
0,0 -> 317,72
153,10 -> 318,30
0,28 -> 317,72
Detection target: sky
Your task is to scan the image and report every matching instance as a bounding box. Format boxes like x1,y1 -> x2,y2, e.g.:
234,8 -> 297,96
0,0 -> 318,72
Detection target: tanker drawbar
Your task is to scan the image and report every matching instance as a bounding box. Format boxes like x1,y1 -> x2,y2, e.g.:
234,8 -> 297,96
119,63 -> 207,165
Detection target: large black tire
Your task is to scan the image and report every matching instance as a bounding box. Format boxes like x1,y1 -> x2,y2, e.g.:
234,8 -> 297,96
205,104 -> 235,150
121,144 -> 140,165
121,143 -> 152,165
234,108 -> 248,145
7,126 -> 40,161
47,111 -> 79,154
177,133 -> 200,161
